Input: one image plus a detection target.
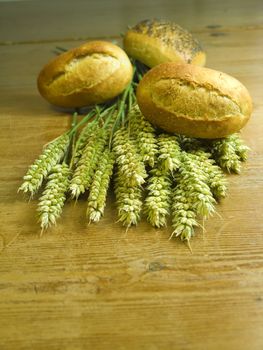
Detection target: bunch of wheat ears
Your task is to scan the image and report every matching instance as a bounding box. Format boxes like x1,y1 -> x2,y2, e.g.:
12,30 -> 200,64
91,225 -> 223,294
19,63 -> 249,242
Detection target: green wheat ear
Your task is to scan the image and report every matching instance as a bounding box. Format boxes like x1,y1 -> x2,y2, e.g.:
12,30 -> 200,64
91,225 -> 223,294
207,133 -> 250,173
71,122 -> 99,167
113,127 -> 147,187
158,134 -> 181,174
144,168 -> 172,228
19,133 -> 70,196
38,163 -> 71,232
114,168 -> 143,227
113,126 -> 146,227
171,151 -> 216,241
171,184 -> 199,242
70,128 -> 108,198
129,104 -> 158,168
87,149 -> 115,223
188,150 -> 227,200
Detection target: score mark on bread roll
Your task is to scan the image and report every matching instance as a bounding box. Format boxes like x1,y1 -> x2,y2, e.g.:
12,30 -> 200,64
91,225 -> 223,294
136,63 -> 253,139
37,41 -> 133,108
123,19 -> 206,68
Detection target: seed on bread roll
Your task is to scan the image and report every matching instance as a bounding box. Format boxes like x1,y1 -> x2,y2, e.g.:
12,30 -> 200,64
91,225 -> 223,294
136,63 -> 252,139
37,41 -> 133,108
123,19 -> 206,68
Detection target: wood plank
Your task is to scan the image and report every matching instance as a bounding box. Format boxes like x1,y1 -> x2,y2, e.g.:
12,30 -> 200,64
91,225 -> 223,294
1,2 -> 263,349
1,0 -> 263,43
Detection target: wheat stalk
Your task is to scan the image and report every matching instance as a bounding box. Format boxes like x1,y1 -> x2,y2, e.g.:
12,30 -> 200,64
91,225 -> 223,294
114,168 -> 143,227
37,163 -> 71,231
224,133 -> 250,161
113,127 -> 147,187
158,134 -> 181,173
171,151 -> 216,241
144,168 -> 172,228
71,122 -> 99,167
129,104 -> 158,167
70,128 -> 108,198
190,150 -> 227,199
171,184 -> 199,241
207,134 -> 249,173
19,133 -> 70,196
87,149 -> 115,223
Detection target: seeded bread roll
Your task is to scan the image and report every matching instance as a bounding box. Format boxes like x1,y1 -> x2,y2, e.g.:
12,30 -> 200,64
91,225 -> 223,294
123,19 -> 206,68
136,63 -> 252,139
37,41 -> 133,108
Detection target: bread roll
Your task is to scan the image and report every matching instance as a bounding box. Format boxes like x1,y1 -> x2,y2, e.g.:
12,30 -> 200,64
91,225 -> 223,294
123,19 -> 206,68
37,41 -> 133,108
136,63 -> 252,139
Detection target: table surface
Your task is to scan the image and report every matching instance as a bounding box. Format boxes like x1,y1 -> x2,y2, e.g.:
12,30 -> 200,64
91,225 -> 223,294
1,1 -> 263,349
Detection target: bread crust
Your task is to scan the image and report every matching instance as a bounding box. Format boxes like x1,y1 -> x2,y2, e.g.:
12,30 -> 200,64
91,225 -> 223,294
136,63 -> 253,138
123,19 -> 206,68
37,41 -> 133,108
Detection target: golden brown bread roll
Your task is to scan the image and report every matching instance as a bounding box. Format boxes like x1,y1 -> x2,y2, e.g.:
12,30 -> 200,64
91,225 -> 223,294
136,63 -> 253,139
123,19 -> 206,68
37,41 -> 133,108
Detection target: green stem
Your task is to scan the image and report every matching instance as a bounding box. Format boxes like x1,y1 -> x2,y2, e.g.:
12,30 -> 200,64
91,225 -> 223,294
69,104 -> 116,168
103,106 -> 116,128
70,112 -> 78,157
108,82 -> 133,147
134,60 -> 149,81
64,112 -> 79,164
121,106 -> 126,127
99,104 -> 116,127
69,108 -> 97,136
128,84 -> 134,112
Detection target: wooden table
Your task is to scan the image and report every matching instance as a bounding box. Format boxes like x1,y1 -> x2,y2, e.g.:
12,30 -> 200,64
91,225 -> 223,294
1,1 -> 263,349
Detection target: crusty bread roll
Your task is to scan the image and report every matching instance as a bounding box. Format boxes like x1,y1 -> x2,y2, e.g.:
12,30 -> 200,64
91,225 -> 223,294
136,63 -> 252,139
123,19 -> 206,68
37,41 -> 133,108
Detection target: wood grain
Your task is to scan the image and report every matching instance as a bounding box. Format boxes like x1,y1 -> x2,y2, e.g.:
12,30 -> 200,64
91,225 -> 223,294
1,0 -> 263,43
1,1 -> 263,349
